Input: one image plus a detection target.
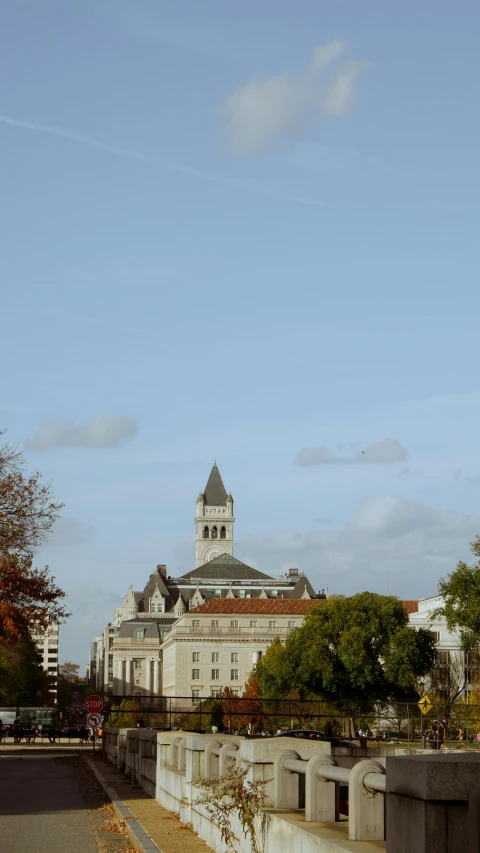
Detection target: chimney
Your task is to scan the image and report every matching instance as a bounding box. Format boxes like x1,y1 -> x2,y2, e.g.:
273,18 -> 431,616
157,564 -> 167,579
288,568 -> 299,578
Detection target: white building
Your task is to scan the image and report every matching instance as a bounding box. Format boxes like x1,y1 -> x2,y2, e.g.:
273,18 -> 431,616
32,622 -> 59,699
161,598 -> 318,702
408,596 -> 460,651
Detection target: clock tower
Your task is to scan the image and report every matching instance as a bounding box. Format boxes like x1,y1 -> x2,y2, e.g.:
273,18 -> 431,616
195,464 -> 235,568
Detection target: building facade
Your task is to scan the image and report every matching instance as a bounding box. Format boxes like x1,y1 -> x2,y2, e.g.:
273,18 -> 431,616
32,622 -> 59,700
161,598 -> 319,701
90,463 -> 325,697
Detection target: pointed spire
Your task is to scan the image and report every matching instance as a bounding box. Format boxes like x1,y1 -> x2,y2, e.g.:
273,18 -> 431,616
204,463 -> 228,506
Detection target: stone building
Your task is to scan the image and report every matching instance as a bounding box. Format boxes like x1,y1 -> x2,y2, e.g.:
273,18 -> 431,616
161,598 -> 319,701
91,463 -> 324,697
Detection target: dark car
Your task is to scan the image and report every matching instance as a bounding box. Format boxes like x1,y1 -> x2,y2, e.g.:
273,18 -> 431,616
274,729 -> 325,739
274,729 -> 357,748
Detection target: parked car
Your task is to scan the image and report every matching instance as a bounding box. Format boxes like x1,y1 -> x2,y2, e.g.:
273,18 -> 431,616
274,729 -> 325,739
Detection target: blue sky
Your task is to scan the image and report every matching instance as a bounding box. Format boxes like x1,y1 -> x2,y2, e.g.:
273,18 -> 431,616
1,0 -> 479,665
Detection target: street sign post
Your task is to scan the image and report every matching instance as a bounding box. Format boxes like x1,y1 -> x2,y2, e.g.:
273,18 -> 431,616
418,694 -> 432,747
87,713 -> 101,729
85,695 -> 103,713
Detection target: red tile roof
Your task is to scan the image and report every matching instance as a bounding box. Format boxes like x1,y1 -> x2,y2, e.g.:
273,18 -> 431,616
190,598 -> 419,615
191,599 -> 320,615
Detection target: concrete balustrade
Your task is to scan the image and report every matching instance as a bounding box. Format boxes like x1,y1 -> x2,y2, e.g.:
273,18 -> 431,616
104,728 -> 480,853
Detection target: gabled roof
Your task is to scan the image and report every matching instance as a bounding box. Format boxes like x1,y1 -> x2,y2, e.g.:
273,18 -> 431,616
180,553 -> 273,581
204,464 -> 228,506
191,599 -> 321,614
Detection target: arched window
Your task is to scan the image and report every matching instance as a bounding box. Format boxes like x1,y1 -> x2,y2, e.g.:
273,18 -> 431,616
203,525 -> 209,539
220,525 -> 226,539
211,525 -> 218,539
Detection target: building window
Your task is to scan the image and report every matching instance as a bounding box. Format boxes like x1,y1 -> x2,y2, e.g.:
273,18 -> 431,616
211,619 -> 220,628
192,669 -> 200,680
134,628 -> 145,639
211,689 -> 220,698
151,604 -> 156,613
192,620 -> 200,628
230,619 -> 239,628
214,589 -> 222,597
212,525 -> 218,539
48,656 -> 57,662
192,652 -> 200,662
239,590 -> 245,598
245,593 -> 251,598
220,526 -> 226,539
231,669 -> 239,681
211,669 -> 220,680
203,526 -> 209,539
192,690 -> 201,703
288,621 -> 296,628
430,631 -> 440,643
231,689 -> 239,696
271,590 -> 278,597
212,652 -> 219,663
134,660 -> 142,669
48,666 -> 57,672
250,620 -> 258,628
231,653 -> 239,663
269,621 -> 277,629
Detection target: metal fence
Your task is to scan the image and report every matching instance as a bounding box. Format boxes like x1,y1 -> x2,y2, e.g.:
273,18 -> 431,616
104,695 -> 480,742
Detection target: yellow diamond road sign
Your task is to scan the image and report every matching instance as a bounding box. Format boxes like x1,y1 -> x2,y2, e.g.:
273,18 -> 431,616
418,695 -> 432,715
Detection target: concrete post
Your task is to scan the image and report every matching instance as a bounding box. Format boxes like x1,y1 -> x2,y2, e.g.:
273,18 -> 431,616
348,759 -> 385,841
305,755 -> 338,822
178,738 -> 187,771
219,742 -> 238,776
115,659 -> 124,696
153,659 -> 160,695
204,740 -> 222,779
273,749 -> 302,808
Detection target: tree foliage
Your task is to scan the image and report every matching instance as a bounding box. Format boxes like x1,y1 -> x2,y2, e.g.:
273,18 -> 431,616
435,536 -> 480,651
255,593 -> 436,705
0,434 -> 68,638
0,631 -> 55,706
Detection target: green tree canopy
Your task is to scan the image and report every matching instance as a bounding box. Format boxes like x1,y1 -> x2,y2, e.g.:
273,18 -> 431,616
435,536 -> 480,651
255,592 -> 435,705
0,631 -> 54,706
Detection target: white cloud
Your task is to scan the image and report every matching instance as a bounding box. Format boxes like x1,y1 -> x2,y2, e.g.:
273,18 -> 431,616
223,41 -> 368,155
46,517 -> 95,548
25,415 -> 138,451
295,438 -> 407,467
236,495 -> 480,598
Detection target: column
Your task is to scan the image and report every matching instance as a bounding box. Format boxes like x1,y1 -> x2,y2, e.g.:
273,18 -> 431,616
153,659 -> 159,695
115,659 -> 124,697
146,658 -> 152,694
125,658 -> 132,695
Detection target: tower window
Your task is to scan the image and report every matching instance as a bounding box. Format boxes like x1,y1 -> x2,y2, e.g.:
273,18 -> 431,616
220,526 -> 226,539
203,526 -> 209,539
211,525 -> 218,539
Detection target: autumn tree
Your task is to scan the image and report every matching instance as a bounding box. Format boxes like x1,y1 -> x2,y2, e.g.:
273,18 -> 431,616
0,434 -> 68,638
255,593 -> 436,708
435,536 -> 480,651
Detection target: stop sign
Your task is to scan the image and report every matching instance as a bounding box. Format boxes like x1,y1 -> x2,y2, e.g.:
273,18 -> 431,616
85,694 -> 103,713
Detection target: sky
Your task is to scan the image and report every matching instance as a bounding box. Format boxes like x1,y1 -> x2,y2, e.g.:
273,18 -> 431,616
1,0 -> 480,666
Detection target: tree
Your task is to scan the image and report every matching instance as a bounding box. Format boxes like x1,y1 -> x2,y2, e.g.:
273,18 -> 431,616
435,536 -> 480,651
0,631 -> 55,706
0,434 -> 68,638
56,661 -> 89,718
255,593 -> 436,707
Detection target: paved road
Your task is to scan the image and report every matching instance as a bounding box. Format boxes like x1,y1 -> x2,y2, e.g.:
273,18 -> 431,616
0,755 -> 126,853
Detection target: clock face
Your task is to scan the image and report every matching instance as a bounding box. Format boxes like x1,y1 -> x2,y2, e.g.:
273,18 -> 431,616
208,550 -> 220,561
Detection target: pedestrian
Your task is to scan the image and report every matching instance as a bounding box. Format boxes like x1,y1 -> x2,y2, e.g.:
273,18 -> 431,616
372,726 -> 379,744
331,720 -> 338,737
13,717 -> 21,744
30,717 -> 38,743
457,727 -> 465,747
211,725 -> 218,734
437,719 -> 446,749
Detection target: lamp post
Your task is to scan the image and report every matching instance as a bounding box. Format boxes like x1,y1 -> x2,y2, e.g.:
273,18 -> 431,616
419,680 -> 425,748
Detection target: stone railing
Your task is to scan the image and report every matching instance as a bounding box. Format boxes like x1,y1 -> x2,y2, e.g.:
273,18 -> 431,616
104,729 -> 480,853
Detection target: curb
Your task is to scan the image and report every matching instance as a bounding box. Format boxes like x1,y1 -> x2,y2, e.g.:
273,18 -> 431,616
86,757 -> 162,853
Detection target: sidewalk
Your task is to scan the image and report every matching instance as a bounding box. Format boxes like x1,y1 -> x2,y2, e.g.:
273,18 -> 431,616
89,752 -> 212,853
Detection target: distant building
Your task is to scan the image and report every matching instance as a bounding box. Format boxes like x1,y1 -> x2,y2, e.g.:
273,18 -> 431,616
32,622 -> 59,700
90,463 -> 325,697
161,598 -> 320,701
